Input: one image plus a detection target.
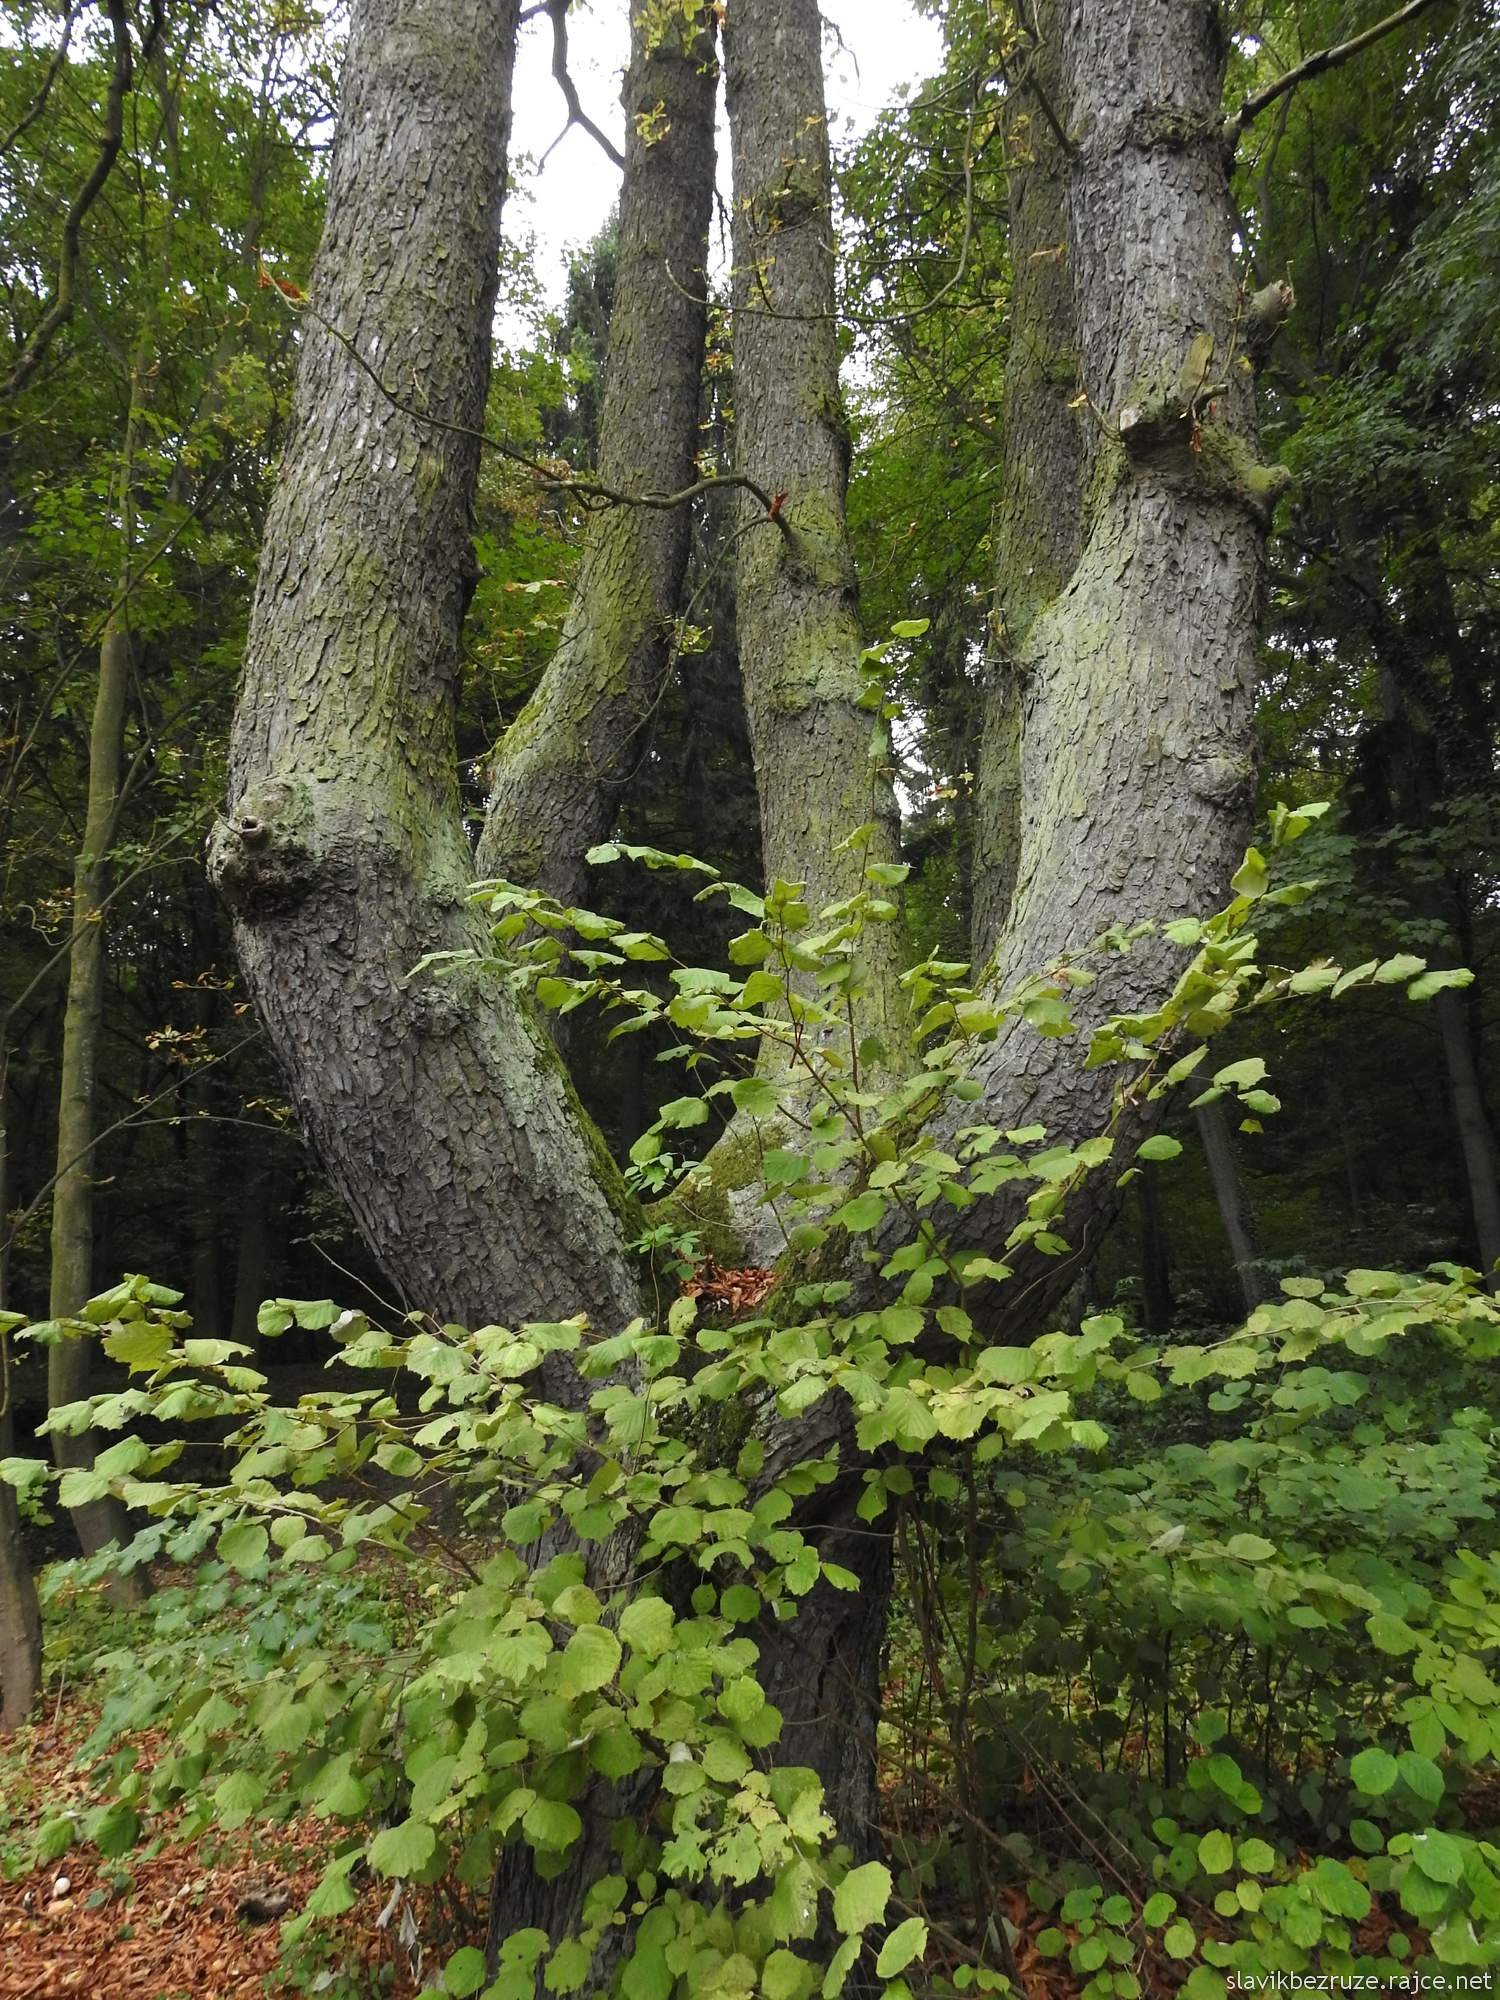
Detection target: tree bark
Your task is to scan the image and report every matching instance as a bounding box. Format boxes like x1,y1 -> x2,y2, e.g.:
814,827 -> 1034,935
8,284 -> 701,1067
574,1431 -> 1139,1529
972,0 -> 1085,963
939,0 -> 1284,1323
477,5 -> 718,910
1195,1097 -> 1269,1314
724,0 -> 907,1057
207,0 -> 643,1344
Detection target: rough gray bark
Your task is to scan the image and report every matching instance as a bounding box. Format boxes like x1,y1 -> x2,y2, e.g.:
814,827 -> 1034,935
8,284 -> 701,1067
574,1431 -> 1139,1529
477,5 -> 718,909
1195,1097 -> 1269,1313
207,0 -> 642,1341
945,0 -> 1285,1316
724,0 -> 907,1055
972,0 -> 1084,962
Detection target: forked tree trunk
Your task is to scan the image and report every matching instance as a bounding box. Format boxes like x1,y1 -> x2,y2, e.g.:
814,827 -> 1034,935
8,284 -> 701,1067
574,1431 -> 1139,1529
212,0 -> 1284,1954
478,4 -> 719,906
937,0 -> 1284,1317
207,0 -> 642,1346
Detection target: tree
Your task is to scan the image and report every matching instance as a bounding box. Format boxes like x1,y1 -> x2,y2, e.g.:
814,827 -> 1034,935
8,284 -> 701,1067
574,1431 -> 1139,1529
203,0 -> 1436,1946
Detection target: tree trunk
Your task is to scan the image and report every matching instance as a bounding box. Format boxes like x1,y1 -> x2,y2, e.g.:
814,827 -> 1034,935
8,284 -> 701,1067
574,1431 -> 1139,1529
47,613 -> 143,1583
972,0 -> 1084,964
1195,1097 -> 1268,1314
477,5 -> 718,910
724,0 -> 908,1057
935,0 -> 1284,1326
211,0 -> 1287,1954
0,1081 -> 42,1733
230,1172 -> 276,1354
1435,984 -> 1500,1283
1138,1157 -> 1173,1335
207,0 -> 643,1345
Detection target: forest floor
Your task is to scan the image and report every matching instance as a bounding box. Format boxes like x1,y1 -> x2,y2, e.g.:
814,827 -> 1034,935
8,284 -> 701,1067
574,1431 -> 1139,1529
0,1693 -> 420,2000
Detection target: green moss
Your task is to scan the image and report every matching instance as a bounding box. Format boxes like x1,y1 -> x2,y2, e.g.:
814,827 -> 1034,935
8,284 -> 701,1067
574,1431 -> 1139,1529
1194,426 -> 1294,522
646,1120 -> 777,1268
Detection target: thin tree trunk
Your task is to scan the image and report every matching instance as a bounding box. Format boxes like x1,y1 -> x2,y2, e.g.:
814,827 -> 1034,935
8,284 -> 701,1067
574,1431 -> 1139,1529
1195,1098 -> 1268,1314
724,0 -> 907,1057
230,1174 -> 275,1355
1138,1157 -> 1173,1335
47,612 -> 143,1583
477,4 -> 718,908
206,0 -> 642,1344
1436,985 -> 1500,1284
0,1080 -> 42,1733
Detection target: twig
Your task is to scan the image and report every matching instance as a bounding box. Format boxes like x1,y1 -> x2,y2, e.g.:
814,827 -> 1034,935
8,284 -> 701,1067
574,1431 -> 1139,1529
1223,0 -> 1444,147
0,2 -> 83,160
302,296 -> 795,541
2,1 -> 166,400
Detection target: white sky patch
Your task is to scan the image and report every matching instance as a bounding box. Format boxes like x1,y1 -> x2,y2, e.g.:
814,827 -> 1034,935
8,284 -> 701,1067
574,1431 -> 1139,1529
506,0 -> 945,312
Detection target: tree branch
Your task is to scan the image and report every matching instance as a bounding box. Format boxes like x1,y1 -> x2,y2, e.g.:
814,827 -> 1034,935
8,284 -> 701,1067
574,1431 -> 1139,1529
541,0 -> 625,171
1223,0 -> 1444,149
0,2 -> 84,161
302,294 -> 794,540
1,0 -> 163,401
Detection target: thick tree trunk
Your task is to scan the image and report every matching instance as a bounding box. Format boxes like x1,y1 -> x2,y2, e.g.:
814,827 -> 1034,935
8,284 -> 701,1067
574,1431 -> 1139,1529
477,5 -> 718,909
1195,1097 -> 1268,1314
48,614 -> 143,1584
724,0 -> 907,1056
207,0 -> 642,1343
972,0 -> 1084,964
926,0 -> 1284,1338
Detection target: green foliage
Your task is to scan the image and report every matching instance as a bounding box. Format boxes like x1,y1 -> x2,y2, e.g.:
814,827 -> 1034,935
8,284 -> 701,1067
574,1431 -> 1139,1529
5,798 -> 1499,1993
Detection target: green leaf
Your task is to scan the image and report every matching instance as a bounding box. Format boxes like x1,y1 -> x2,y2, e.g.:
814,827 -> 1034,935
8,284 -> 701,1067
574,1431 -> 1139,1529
1410,1831 -> 1464,1885
1225,1533 -> 1275,1562
729,1076 -> 780,1117
524,1797 -> 582,1852
1198,1830 -> 1233,1875
369,1817 -> 436,1878
1349,1747 -> 1398,1795
619,1597 -> 674,1656
445,1946 -> 489,1997
833,1860 -> 892,1934
658,1095 -> 709,1129
217,1520 -> 268,1574
561,1624 -> 622,1693
1163,1921 -> 1196,1960
1237,1839 -> 1276,1875
875,1918 -> 927,1977
1137,1135 -> 1182,1162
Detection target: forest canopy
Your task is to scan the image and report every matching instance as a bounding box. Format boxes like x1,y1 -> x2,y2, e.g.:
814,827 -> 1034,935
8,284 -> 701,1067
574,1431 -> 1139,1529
1,0 -> 1498,1995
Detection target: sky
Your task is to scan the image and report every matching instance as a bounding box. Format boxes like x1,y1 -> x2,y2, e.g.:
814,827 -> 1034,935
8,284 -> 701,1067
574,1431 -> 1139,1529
505,0 -> 946,309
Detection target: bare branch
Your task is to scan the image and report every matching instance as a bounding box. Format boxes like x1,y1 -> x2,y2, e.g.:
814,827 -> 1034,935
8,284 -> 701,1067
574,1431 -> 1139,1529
541,0 -> 625,172
1223,0 -> 1445,148
301,295 -> 795,542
